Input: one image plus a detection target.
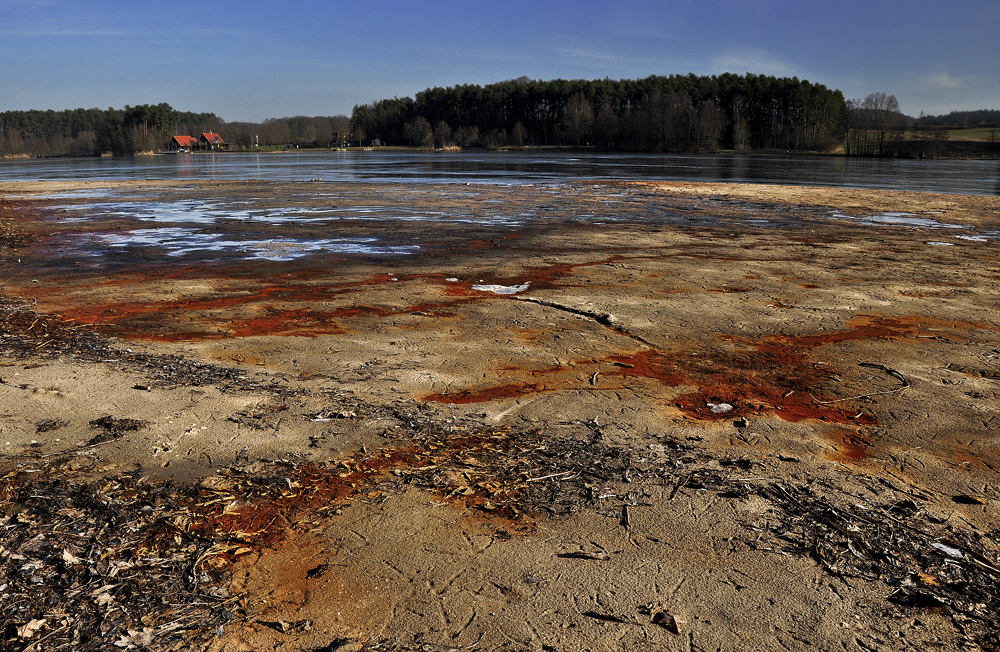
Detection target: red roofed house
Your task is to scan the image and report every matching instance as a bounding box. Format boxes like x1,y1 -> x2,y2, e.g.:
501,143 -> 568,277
200,132 -> 228,150
168,135 -> 199,152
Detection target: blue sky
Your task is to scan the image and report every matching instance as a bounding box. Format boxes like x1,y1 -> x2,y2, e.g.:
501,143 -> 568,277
2,0 -> 998,121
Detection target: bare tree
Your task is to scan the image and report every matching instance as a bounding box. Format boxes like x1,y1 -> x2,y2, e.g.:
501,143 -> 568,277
847,92 -> 903,156
697,100 -> 725,151
455,126 -> 480,148
594,103 -> 618,148
730,96 -> 750,151
404,117 -> 433,147
433,120 -> 452,149
510,121 -> 527,149
562,92 -> 594,146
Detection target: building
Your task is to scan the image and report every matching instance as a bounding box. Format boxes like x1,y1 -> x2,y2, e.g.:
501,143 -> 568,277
200,132 -> 228,150
167,135 -> 198,152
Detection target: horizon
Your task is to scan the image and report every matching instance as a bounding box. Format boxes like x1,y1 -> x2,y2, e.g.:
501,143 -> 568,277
2,0 -> 998,122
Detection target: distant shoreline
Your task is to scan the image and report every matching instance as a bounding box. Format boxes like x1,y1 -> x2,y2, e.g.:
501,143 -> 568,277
6,144 -> 997,161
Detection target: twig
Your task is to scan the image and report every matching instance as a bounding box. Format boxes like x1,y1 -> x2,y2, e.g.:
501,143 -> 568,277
668,474 -> 689,500
526,470 -> 576,483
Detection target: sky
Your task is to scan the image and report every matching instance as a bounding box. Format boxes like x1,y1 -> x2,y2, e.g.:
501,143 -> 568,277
2,0 -> 998,122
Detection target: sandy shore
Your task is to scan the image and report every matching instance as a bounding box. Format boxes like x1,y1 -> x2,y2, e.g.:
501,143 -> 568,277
1,179 -> 1000,650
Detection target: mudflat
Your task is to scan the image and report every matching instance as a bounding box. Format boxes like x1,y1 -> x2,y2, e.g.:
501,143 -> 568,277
1,179 -> 999,651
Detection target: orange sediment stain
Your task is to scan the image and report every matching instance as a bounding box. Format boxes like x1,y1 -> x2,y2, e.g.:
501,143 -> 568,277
27,259 -> 603,341
825,427 -> 873,463
426,315 -> 979,424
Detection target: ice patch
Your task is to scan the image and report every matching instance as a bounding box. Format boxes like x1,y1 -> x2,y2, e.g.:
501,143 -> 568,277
83,227 -> 419,261
471,283 -> 530,295
828,211 -> 969,230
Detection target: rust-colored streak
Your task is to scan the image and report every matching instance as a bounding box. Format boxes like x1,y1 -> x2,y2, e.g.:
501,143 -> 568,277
25,258 -> 600,341
826,428 -> 873,463
42,273 -> 484,340
425,316 -> 945,424
431,383 -> 545,405
183,447 -> 423,553
607,348 -> 875,424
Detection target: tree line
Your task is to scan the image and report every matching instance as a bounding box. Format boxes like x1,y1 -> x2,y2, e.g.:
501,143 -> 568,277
0,104 -> 351,157
917,109 -> 1000,127
6,79 -> 993,159
0,104 -> 219,157
351,73 -> 848,152
844,92 -> 972,158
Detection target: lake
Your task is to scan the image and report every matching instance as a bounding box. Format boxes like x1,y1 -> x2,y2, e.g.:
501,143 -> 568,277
1,151 -> 999,196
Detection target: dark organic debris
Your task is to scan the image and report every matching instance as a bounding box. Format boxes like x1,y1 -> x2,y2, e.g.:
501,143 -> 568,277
651,610 -> 682,634
755,482 -> 1000,648
952,494 -> 986,505
0,294 -> 286,395
557,551 -> 611,561
0,466 -> 237,652
87,415 -> 150,445
226,404 -> 288,430
35,418 -> 68,433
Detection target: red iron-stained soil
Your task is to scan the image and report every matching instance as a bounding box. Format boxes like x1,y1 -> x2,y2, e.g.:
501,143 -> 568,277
166,432 -> 536,565
426,315 -> 963,424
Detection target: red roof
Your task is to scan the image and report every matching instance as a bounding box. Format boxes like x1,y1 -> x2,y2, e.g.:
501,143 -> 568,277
201,132 -> 225,145
172,135 -> 198,148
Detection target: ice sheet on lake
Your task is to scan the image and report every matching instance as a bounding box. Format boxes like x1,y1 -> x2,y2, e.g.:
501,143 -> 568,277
80,227 -> 419,261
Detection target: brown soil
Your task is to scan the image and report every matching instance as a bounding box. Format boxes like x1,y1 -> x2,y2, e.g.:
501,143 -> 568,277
1,179 -> 1000,651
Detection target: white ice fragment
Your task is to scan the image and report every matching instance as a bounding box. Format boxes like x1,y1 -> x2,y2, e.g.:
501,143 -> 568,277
445,278 -> 459,282
707,402 -> 733,414
471,283 -> 530,295
930,542 -> 964,559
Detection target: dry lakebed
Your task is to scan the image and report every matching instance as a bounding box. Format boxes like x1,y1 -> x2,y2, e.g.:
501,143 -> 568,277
1,178 -> 999,651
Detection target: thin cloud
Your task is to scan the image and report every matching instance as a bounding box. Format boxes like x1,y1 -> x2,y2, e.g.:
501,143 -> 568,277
920,71 -> 965,90
711,49 -> 801,77
0,29 -> 126,36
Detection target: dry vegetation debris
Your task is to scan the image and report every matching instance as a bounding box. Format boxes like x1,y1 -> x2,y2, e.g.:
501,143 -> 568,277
0,296 -> 280,394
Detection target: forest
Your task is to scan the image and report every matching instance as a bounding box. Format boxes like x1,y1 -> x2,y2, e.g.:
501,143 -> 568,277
2,75 -> 994,158
918,109 -> 1000,127
352,73 -> 847,153
0,104 -> 350,157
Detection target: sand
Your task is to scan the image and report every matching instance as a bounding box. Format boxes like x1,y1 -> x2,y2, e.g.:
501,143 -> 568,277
1,178 -> 999,650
